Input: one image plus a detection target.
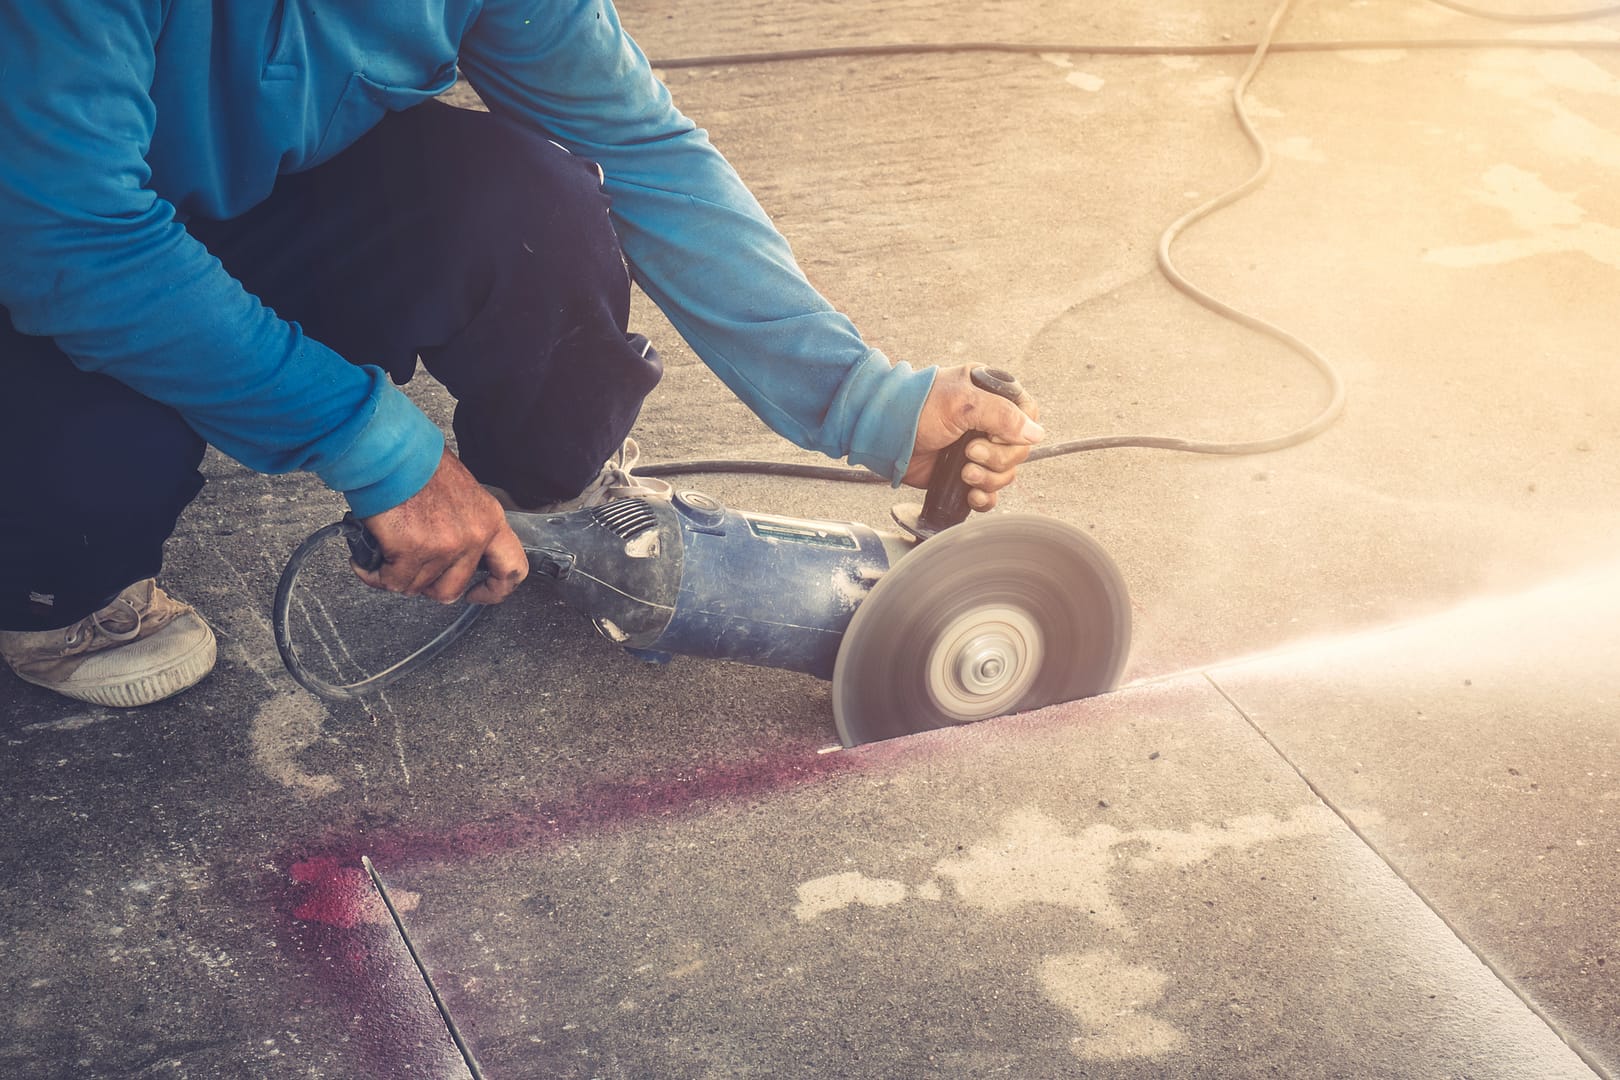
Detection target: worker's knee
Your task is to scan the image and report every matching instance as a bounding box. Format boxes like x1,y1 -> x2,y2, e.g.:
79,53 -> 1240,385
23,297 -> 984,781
484,138 -> 627,311
409,103 -> 629,317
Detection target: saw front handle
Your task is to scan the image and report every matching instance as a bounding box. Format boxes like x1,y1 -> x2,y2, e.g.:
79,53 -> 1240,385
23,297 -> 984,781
914,366 -> 1034,537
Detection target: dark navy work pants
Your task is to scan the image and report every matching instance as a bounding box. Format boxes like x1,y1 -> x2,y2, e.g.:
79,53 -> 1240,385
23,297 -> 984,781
0,101 -> 662,630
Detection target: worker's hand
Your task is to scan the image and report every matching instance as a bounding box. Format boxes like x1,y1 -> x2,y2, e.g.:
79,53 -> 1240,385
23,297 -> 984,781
354,448 -> 529,605
903,365 -> 1045,511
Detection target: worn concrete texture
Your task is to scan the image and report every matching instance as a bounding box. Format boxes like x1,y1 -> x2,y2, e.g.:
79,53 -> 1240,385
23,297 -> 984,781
3,0 -> 1620,1076
386,680 -> 1599,1079
1207,558 -> 1620,1069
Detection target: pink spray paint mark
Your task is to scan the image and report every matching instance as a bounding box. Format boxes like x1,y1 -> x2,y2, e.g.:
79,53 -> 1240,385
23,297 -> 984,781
270,744 -> 866,1074
279,746 -> 862,906
289,856 -> 379,928
290,855 -> 420,929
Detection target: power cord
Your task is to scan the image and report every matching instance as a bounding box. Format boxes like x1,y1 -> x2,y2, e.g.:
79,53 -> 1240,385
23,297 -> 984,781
639,0 -> 1620,484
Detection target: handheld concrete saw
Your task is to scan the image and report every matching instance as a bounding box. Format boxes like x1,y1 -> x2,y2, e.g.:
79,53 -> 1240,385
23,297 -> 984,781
273,368 -> 1131,746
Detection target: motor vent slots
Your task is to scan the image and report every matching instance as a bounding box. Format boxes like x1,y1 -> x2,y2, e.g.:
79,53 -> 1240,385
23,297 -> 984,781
592,497 -> 659,540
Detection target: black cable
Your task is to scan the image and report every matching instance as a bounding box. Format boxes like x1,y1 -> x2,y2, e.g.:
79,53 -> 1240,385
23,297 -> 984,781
651,36 -> 1620,71
652,0 -> 1334,483
640,458 -> 888,483
642,1 -> 1620,485
272,520 -> 488,701
1142,0 -> 1347,458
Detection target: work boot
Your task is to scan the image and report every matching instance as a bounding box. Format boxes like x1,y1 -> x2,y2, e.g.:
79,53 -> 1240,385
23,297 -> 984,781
487,436 -> 673,514
0,579 -> 216,707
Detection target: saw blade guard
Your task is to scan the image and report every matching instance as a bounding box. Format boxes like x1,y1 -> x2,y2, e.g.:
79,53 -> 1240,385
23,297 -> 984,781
831,513 -> 1131,746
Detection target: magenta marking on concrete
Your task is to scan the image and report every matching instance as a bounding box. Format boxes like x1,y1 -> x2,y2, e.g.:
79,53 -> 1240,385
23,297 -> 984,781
267,745 -> 866,1075
280,906 -> 473,1075
278,747 -> 863,905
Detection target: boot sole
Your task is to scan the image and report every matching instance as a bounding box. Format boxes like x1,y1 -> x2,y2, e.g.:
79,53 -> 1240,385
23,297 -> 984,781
14,626 -> 218,708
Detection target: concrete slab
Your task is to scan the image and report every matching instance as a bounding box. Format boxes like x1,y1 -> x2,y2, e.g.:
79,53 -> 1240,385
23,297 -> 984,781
3,0 -> 1620,1076
1208,558 -> 1620,1076
373,678 -> 1596,1078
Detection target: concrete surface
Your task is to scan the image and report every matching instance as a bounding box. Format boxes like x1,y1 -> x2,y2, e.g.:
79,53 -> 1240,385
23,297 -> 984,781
4,0 -> 1620,1076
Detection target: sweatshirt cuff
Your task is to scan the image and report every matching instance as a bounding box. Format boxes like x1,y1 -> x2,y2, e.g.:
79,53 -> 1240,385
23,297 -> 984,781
835,350 -> 938,485
313,371 -> 446,517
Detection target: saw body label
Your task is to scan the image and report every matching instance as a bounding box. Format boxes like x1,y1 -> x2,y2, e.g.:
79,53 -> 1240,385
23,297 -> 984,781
745,513 -> 861,550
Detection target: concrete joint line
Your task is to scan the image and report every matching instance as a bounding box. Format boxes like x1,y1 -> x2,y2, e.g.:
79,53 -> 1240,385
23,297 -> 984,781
1201,670 -> 1613,1080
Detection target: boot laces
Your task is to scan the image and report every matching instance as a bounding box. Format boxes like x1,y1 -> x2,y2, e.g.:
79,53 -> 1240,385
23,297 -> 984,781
63,597 -> 143,650
590,438 -> 672,503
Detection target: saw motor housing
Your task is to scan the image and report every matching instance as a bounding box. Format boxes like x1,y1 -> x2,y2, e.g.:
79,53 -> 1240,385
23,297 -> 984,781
509,491 -> 914,679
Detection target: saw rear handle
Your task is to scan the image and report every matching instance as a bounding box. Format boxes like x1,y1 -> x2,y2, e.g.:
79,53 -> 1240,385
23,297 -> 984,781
340,513 -> 386,572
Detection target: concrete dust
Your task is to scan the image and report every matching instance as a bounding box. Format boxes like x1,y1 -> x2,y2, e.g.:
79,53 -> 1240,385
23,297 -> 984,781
250,695 -> 341,798
1203,555 -> 1620,685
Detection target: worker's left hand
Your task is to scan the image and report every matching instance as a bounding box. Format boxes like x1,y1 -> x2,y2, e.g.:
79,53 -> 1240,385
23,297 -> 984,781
904,364 -> 1044,510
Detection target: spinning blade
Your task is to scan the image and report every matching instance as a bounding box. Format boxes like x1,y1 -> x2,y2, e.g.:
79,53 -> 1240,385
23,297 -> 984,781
832,514 -> 1130,746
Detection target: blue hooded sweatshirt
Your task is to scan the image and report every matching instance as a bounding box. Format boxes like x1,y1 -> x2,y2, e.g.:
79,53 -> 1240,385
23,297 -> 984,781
0,1 -> 935,516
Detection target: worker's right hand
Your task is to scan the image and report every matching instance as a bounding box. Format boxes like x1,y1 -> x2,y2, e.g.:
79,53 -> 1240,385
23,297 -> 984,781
904,364 -> 1044,511
353,448 -> 529,605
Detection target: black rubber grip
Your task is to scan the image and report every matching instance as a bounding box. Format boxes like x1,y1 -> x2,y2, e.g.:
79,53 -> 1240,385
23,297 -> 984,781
339,512 -> 386,572
918,367 -> 1029,533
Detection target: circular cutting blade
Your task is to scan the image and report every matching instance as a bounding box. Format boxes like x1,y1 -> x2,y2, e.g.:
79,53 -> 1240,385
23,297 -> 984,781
832,514 -> 1131,747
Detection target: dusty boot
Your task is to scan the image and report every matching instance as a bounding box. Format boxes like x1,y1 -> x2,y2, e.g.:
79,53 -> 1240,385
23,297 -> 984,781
0,579 -> 216,707
486,436 -> 673,513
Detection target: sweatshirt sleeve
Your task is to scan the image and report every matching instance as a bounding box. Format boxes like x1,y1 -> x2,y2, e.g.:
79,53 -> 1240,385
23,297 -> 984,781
0,2 -> 444,518
458,0 -> 935,483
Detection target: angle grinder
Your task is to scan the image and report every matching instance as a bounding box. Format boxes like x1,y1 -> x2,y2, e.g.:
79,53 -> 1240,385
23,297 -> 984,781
273,368 -> 1132,746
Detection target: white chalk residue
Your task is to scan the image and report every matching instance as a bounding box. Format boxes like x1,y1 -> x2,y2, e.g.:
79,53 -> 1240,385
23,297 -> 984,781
933,805 -> 1329,937
793,871 -> 907,921
250,695 -> 341,798
1274,135 -> 1326,163
1466,52 -> 1620,170
935,812 -> 1132,932
792,804 -> 1331,1060
1066,71 -> 1105,93
22,711 -> 110,733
